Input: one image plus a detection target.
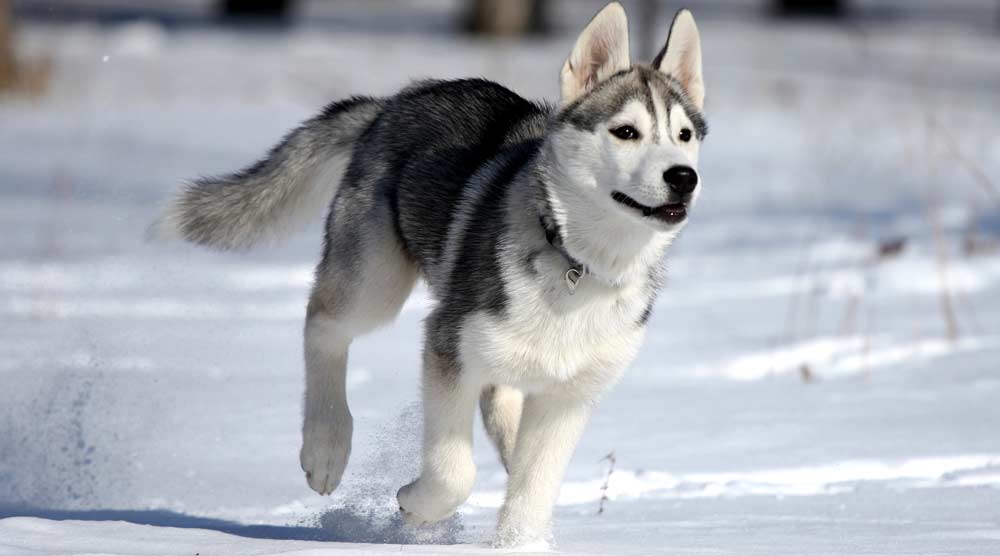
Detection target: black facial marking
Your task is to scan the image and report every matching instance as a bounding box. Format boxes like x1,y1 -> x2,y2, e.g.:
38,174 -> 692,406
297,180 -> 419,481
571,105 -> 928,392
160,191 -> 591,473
557,69 -> 642,131
640,71 -> 660,143
557,66 -> 708,140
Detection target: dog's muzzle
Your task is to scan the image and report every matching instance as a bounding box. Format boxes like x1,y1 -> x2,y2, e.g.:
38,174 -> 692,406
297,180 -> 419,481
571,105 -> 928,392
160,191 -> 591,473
611,191 -> 687,224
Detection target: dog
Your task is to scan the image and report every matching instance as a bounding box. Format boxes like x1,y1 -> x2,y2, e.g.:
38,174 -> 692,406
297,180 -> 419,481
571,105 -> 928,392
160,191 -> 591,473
155,2 -> 706,547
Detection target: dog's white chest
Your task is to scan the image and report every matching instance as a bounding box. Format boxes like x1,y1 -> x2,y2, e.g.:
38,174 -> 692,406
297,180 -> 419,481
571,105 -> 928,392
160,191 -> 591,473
460,274 -> 647,391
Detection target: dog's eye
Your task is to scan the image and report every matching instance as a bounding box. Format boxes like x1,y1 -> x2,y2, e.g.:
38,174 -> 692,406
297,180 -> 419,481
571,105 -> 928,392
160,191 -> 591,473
679,128 -> 693,143
610,125 -> 640,141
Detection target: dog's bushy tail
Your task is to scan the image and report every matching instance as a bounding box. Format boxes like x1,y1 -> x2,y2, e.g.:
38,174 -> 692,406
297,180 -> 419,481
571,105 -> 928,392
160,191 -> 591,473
151,96 -> 383,250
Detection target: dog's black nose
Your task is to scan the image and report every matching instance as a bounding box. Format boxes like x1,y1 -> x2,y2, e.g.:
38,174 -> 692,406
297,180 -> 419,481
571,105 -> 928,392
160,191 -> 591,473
663,166 -> 698,195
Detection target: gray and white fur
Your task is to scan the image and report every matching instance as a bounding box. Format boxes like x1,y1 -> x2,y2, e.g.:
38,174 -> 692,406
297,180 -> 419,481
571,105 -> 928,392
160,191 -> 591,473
156,3 -> 707,547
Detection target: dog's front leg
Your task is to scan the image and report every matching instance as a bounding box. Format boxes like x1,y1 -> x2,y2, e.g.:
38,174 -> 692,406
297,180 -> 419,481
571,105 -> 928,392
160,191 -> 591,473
397,348 -> 478,525
494,393 -> 592,547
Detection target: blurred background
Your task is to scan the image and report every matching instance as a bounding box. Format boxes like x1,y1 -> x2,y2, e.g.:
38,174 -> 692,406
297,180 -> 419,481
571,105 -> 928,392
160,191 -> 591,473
1,1 -> 999,554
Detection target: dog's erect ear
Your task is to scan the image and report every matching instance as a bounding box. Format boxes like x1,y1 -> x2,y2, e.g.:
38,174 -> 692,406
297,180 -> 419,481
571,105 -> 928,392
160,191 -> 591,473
653,9 -> 704,110
560,2 -> 630,105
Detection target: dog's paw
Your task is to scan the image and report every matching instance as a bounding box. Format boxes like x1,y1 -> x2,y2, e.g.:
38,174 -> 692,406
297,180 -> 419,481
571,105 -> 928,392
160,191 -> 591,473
396,476 -> 467,525
397,504 -> 431,528
491,534 -> 551,551
300,419 -> 352,495
493,518 -> 549,549
493,500 -> 551,548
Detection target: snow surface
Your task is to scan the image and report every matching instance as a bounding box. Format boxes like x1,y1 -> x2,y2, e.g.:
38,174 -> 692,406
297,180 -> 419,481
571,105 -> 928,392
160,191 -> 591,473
2,7 -> 1000,555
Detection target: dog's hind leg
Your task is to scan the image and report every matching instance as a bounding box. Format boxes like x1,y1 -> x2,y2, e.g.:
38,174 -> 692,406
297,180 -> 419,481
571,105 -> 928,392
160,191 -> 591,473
300,193 -> 418,495
301,306 -> 354,495
480,385 -> 523,473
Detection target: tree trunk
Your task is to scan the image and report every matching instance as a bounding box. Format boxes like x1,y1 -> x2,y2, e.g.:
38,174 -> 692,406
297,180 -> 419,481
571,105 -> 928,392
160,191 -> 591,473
0,0 -> 15,89
220,0 -> 291,20
464,0 -> 547,36
775,0 -> 845,17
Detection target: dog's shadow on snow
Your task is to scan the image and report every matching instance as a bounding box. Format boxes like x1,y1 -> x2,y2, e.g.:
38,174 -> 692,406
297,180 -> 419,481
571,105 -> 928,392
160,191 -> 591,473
0,504 -> 462,544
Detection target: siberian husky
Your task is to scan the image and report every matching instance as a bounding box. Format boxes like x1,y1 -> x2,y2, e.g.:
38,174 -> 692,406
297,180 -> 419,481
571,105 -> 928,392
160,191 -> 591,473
156,2 -> 707,547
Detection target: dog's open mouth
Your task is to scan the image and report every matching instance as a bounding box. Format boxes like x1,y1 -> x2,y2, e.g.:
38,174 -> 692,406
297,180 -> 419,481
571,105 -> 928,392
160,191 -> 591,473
611,191 -> 686,224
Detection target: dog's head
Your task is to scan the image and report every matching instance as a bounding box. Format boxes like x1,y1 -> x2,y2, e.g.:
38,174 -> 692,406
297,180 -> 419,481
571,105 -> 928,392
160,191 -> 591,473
547,3 -> 706,237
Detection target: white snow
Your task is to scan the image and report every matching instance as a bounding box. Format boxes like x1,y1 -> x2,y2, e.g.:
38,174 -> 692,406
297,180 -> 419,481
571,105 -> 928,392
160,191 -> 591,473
464,454 -> 1000,507
2,4 -> 1000,556
688,335 -> 997,381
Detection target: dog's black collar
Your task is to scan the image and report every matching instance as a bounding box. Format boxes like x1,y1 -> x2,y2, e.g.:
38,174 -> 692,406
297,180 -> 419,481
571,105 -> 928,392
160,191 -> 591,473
539,214 -> 587,293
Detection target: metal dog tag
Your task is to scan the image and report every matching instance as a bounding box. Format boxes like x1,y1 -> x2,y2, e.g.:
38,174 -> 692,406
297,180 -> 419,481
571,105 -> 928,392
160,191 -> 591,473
565,267 -> 583,294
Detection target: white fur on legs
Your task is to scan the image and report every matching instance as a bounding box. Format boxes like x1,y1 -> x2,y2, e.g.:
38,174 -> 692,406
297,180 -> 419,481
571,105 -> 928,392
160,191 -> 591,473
494,394 -> 592,548
300,315 -> 354,495
398,350 -> 478,524
480,384 -> 524,472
